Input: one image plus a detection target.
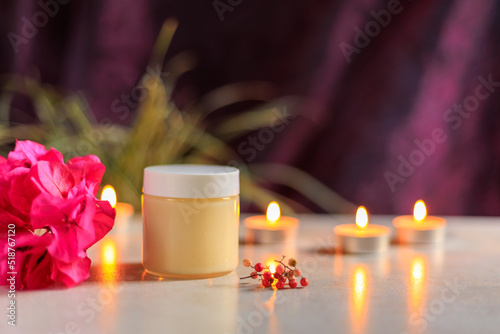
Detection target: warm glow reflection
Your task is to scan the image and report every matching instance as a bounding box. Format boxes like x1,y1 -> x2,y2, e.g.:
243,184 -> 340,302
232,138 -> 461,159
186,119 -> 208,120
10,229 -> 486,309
413,200 -> 427,222
101,240 -> 117,284
351,267 -> 368,334
265,290 -> 277,314
265,289 -> 279,331
266,258 -> 277,274
103,242 -> 116,265
356,206 -> 368,229
265,256 -> 279,288
266,202 -> 281,223
410,256 -> 426,313
101,185 -> 117,208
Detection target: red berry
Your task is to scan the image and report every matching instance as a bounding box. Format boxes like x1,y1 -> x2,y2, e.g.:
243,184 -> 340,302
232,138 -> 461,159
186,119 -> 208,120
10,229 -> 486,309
262,279 -> 271,288
293,269 -> 301,277
278,275 -> 286,283
289,279 -> 297,288
276,264 -> 285,275
273,272 -> 281,279
263,271 -> 272,280
276,281 -> 285,289
251,272 -> 258,279
300,277 -> 309,287
242,259 -> 252,267
254,263 -> 264,272
269,277 -> 275,285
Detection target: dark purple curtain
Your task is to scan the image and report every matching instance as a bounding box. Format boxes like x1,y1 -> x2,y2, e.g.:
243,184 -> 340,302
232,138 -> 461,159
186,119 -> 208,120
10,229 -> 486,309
1,0 -> 499,215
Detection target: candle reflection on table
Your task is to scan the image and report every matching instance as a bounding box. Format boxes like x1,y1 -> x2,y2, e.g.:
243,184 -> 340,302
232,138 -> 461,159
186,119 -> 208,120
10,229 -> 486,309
263,253 -> 291,288
266,257 -> 278,275
408,255 -> 428,334
335,256 -> 389,279
410,256 -> 426,313
101,239 -> 118,285
266,290 -> 279,333
98,239 -> 119,332
351,266 -> 368,334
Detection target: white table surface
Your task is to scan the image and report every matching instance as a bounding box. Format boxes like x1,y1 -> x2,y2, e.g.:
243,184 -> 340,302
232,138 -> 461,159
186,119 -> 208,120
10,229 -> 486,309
2,214 -> 500,334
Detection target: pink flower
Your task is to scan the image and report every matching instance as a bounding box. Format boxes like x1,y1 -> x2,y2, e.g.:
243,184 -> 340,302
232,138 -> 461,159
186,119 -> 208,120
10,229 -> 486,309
0,231 -> 55,290
7,140 -> 63,169
67,155 -> 106,197
0,140 -> 116,289
31,191 -> 115,259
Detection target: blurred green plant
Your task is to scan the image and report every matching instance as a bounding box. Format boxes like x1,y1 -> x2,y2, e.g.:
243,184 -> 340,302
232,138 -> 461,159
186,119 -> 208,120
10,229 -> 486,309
0,19 -> 354,214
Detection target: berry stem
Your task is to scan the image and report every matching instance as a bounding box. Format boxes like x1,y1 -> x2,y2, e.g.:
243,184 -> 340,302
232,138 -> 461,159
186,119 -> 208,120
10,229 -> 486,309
240,274 -> 262,280
274,255 -> 295,273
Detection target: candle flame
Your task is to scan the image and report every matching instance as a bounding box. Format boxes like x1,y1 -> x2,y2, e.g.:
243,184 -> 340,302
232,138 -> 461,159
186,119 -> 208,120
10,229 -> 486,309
266,202 -> 280,223
101,185 -> 117,208
413,200 -> 427,222
356,206 -> 368,229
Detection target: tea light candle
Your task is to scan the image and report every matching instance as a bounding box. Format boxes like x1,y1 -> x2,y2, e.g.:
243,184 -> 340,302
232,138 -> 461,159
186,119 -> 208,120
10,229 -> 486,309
393,200 -> 446,243
334,206 -> 390,253
244,202 -> 298,243
101,185 -> 134,229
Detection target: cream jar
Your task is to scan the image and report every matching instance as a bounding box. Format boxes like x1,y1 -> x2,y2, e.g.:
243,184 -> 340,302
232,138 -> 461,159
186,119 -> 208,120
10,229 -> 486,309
142,165 -> 239,279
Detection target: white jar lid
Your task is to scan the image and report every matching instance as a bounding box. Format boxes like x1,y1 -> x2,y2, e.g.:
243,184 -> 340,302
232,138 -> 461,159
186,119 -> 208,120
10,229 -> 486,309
143,164 -> 239,199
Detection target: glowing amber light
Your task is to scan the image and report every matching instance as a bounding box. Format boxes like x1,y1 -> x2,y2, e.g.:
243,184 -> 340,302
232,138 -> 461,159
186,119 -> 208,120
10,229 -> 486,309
413,200 -> 427,222
265,256 -> 279,288
356,206 -> 368,229
353,268 -> 367,300
410,256 -> 426,313
411,258 -> 424,281
244,202 -> 298,243
266,202 -> 280,223
266,258 -> 277,273
101,240 -> 117,284
351,267 -> 368,334
265,290 -> 277,314
102,241 -> 116,266
101,185 -> 117,208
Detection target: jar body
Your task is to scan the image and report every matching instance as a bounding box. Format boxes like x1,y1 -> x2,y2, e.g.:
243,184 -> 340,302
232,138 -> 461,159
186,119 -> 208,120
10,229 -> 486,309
142,194 -> 239,278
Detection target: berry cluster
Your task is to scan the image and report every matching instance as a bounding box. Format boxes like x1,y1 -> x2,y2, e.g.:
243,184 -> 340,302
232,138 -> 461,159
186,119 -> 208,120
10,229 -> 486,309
240,256 -> 309,289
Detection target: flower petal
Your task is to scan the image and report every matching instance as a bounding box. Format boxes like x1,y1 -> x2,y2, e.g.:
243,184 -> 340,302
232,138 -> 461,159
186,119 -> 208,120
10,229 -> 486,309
31,194 -> 68,228
7,140 -> 63,168
30,161 -> 75,198
51,256 -> 91,288
91,199 -> 116,244
0,207 -> 29,230
47,224 -> 80,262
8,171 -> 40,217
0,230 -> 55,289
68,155 -> 105,196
